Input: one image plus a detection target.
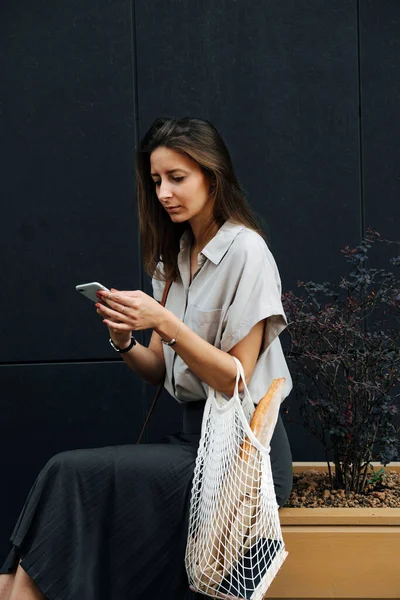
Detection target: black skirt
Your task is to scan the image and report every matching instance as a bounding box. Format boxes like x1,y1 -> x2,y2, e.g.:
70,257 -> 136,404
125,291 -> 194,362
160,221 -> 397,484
1,402 -> 293,600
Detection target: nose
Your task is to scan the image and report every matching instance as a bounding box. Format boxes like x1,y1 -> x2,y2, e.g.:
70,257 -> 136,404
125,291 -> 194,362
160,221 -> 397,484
158,179 -> 173,202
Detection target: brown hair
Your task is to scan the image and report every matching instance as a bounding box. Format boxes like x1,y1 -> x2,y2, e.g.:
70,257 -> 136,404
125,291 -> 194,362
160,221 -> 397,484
136,117 -> 264,282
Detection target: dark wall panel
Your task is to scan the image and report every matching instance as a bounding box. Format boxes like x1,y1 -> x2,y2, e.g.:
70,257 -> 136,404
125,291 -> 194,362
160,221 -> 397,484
136,0 -> 361,292
0,361 -> 152,561
360,1 -> 400,243
136,0 -> 362,463
143,387 -> 187,442
4,3 -> 398,563
359,1 -> 400,432
0,0 -> 139,363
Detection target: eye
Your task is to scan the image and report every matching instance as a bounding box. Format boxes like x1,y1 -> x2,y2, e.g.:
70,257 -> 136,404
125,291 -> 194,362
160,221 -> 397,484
153,180 -> 161,186
172,176 -> 185,183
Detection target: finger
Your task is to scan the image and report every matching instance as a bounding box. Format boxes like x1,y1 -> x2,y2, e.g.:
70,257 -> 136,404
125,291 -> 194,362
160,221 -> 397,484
95,294 -> 111,308
96,308 -> 120,323
111,290 -> 140,296
107,323 -> 123,334
96,308 -> 118,327
101,295 -> 137,317
98,297 -> 121,312
97,290 -> 141,304
95,302 -> 129,322
107,292 -> 128,306
102,319 -> 131,331
97,291 -> 123,307
103,291 -> 140,306
105,297 -> 128,312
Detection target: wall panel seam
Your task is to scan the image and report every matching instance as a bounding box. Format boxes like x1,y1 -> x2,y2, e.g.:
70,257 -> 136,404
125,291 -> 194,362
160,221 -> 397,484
356,0 -> 365,240
130,0 -> 149,437
0,360 -> 125,367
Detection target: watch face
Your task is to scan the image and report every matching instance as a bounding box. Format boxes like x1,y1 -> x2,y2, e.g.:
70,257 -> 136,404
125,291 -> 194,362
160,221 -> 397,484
109,338 -> 119,351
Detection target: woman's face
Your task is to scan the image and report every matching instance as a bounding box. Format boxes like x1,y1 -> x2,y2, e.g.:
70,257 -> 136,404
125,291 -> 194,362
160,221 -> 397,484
150,146 -> 214,227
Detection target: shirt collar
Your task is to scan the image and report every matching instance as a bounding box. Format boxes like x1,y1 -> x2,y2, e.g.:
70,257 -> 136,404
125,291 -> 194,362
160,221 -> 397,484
179,220 -> 245,265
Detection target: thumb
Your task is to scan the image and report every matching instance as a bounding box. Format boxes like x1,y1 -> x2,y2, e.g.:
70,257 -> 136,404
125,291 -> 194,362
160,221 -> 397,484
111,287 -> 119,292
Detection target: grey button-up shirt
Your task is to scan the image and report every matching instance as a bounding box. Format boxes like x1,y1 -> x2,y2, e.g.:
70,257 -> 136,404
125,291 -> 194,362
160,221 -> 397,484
152,220 -> 292,404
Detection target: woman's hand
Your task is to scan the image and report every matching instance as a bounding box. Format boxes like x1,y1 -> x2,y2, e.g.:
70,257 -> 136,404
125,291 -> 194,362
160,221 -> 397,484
94,288 -> 167,384
95,288 -> 165,336
94,289 -> 131,348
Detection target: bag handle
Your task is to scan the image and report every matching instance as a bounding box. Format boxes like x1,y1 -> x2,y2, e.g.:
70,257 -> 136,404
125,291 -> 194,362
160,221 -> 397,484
136,280 -> 172,444
231,356 -> 255,418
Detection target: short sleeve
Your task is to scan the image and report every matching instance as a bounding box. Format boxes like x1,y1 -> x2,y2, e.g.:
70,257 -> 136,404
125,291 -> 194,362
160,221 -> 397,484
151,261 -> 164,303
220,246 -> 288,353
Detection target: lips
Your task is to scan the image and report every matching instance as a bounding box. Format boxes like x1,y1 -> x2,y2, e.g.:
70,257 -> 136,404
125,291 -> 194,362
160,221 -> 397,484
165,206 -> 180,211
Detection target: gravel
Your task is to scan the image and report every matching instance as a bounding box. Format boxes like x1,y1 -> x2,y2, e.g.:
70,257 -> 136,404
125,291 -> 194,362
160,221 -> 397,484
283,469 -> 400,508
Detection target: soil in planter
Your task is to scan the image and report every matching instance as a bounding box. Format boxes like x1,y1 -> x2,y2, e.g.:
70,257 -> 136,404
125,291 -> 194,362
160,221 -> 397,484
284,469 -> 400,508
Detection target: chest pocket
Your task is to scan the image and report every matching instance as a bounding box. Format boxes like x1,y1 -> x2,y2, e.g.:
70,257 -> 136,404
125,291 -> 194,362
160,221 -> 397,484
187,304 -> 223,346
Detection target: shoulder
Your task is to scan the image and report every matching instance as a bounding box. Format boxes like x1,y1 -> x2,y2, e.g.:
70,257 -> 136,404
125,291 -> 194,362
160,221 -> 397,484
227,226 -> 274,266
231,227 -> 266,251
223,226 -> 282,292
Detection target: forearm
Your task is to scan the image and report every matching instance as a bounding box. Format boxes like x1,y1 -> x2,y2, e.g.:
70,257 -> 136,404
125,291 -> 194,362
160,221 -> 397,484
119,341 -> 165,386
97,290 -> 236,391
155,311 -> 237,396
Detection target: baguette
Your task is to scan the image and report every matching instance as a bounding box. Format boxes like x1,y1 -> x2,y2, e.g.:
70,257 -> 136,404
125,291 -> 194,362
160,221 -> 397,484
240,378 -> 286,460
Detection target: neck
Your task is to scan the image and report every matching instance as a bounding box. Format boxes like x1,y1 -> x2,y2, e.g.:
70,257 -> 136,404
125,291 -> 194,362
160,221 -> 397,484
190,218 -> 219,253
189,198 -> 220,250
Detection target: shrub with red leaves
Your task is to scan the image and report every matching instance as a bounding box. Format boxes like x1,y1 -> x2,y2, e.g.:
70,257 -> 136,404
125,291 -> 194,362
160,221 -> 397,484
282,229 -> 400,493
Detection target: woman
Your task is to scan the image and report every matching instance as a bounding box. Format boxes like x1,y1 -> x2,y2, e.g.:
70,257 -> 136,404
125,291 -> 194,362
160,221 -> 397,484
0,117 -> 293,600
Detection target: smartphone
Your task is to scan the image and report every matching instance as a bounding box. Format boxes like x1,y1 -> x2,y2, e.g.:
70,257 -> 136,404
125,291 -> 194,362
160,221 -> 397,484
75,281 -> 110,303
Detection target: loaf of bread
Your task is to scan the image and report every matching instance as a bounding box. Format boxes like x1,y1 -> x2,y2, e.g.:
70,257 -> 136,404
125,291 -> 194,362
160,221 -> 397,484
241,378 -> 286,460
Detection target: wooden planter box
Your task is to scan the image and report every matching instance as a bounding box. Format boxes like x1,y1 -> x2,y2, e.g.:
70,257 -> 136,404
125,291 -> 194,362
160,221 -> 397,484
265,462 -> 400,599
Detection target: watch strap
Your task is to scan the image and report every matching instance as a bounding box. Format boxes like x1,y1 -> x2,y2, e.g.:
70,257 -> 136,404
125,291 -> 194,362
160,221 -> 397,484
109,334 -> 136,353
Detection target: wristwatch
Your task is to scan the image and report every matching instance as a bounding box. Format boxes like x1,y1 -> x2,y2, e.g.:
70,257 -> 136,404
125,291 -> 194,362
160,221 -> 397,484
109,334 -> 136,354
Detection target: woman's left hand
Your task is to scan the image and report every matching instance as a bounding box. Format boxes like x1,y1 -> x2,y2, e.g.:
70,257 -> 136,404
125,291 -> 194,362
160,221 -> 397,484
95,289 -> 165,332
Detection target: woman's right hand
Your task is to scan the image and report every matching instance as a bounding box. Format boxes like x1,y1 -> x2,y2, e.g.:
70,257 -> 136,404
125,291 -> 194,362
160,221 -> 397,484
96,289 -> 132,349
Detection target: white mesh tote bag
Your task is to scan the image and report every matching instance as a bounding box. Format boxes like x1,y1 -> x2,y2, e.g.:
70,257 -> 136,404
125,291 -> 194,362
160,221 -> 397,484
185,357 -> 288,600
